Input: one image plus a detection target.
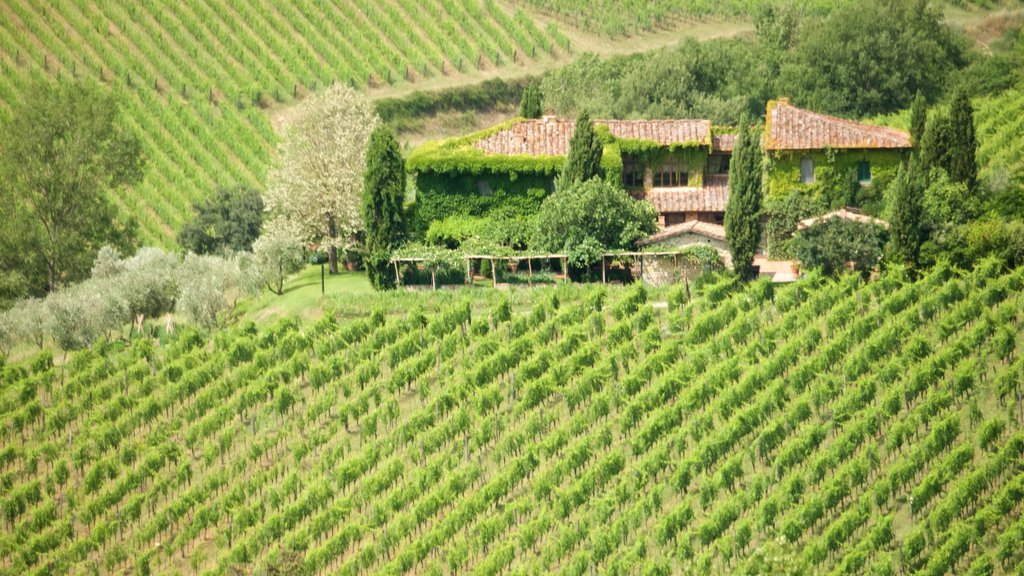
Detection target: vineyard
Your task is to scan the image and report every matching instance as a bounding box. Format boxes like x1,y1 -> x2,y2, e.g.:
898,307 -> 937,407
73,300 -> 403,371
0,0 -> 570,245
2,263 -> 1024,575
975,88 -> 1024,185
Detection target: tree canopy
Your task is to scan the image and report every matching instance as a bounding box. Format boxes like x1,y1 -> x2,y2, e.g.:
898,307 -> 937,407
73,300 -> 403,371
724,119 -> 763,279
531,179 -> 657,267
362,125 -> 407,290
794,219 -> 887,277
780,0 -> 965,117
178,186 -> 264,255
0,78 -> 143,303
264,84 -> 378,274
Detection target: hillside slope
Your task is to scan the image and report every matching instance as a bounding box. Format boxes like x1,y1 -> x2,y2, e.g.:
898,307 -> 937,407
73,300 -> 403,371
2,265 -> 1023,575
0,0 -> 569,245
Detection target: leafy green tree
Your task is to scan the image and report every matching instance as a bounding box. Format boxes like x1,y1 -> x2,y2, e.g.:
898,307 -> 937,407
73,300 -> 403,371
178,186 -> 264,254
782,0 -> 965,117
909,91 -> 927,150
519,82 -> 543,119
0,78 -> 143,295
725,119 -> 763,279
793,219 -> 887,277
531,179 -> 657,268
362,125 -> 407,291
887,160 -> 925,267
559,112 -> 603,188
947,89 -> 979,194
253,233 -> 306,295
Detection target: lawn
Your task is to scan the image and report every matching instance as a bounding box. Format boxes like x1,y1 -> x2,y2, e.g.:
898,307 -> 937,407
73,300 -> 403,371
235,264 -> 374,323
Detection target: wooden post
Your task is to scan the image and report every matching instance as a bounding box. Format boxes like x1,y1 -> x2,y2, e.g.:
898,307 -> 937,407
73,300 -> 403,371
491,258 -> 498,287
562,257 -> 568,282
466,258 -> 472,285
393,260 -> 401,287
527,258 -> 533,287
601,256 -> 606,284
431,270 -> 437,291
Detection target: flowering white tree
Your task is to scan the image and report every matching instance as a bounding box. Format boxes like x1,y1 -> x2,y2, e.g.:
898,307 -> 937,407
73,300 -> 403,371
264,84 -> 379,274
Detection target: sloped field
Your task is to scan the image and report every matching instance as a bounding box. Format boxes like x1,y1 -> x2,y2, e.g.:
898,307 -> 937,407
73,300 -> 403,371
0,0 -> 568,245
3,264 -> 1024,574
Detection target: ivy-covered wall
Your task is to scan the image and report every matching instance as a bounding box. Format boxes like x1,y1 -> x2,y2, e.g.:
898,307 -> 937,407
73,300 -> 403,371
412,171 -> 553,237
765,149 -> 907,213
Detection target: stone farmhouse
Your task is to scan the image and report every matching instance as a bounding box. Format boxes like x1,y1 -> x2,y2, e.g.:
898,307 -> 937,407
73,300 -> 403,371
406,99 -> 912,245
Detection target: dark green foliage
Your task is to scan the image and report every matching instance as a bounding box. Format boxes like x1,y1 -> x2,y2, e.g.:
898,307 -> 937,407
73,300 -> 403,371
782,0 -> 966,117
725,120 -> 763,280
560,112 -> 603,187
0,78 -> 142,299
362,125 -> 407,291
793,219 -> 887,277
178,186 -> 264,255
947,90 -> 979,194
910,92 -> 927,150
944,218 -> 1024,270
542,41 -> 769,125
531,179 -> 658,267
887,160 -> 925,267
519,83 -> 543,119
919,111 -> 952,177
764,191 -> 826,259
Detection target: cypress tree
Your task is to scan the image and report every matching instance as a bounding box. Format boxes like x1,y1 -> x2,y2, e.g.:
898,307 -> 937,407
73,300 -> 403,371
909,91 -> 927,150
724,118 -> 763,280
947,90 -> 979,194
919,111 -> 951,177
887,158 -> 924,267
519,83 -> 543,119
362,125 -> 406,290
559,112 -> 603,188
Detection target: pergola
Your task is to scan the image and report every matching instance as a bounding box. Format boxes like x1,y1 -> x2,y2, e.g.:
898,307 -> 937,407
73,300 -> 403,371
390,250 -> 707,289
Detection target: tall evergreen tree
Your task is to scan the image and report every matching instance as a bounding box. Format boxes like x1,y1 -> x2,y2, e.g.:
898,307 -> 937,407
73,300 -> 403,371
887,159 -> 925,267
519,83 -> 543,119
362,125 -> 406,290
947,90 -> 979,194
724,118 -> 763,280
919,111 -> 951,176
559,112 -> 603,188
909,91 -> 927,150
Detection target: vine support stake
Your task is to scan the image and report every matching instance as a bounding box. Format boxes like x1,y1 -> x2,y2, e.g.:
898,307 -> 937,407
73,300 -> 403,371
491,258 -> 498,287
393,260 -> 401,288
528,258 -> 533,287
602,256 -> 606,284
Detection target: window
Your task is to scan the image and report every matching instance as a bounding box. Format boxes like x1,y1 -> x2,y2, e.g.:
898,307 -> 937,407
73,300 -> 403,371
653,157 -> 688,188
709,154 -> 731,174
622,155 -> 643,188
800,157 -> 815,184
857,160 -> 871,183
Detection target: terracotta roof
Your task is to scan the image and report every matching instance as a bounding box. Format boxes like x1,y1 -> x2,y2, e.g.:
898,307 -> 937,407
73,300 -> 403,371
645,184 -> 729,213
797,208 -> 890,230
712,134 -> 737,152
639,220 -> 727,246
766,99 -> 911,151
601,119 -> 711,147
473,117 -> 711,157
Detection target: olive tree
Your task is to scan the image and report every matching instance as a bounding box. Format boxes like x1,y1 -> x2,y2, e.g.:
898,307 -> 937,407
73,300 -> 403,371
264,84 -> 378,274
253,233 -> 306,295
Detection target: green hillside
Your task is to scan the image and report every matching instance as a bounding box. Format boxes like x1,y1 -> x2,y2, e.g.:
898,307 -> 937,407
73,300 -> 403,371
976,88 -> 1024,183
2,264 -> 1024,575
0,0 -> 568,245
